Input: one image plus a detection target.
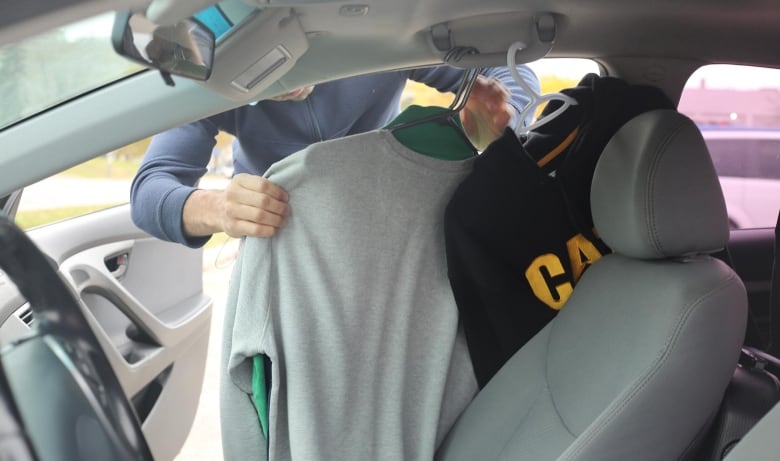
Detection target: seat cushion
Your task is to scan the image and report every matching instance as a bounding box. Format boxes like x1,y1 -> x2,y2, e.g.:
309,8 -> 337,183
436,254 -> 746,461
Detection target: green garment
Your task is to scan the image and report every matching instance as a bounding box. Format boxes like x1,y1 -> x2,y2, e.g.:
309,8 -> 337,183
385,105 -> 475,160
252,355 -> 269,439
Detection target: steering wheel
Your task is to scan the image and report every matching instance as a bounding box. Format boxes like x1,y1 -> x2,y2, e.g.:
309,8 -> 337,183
0,212 -> 153,461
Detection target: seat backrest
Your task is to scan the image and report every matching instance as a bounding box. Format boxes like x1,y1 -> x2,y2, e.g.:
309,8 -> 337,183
435,109 -> 748,461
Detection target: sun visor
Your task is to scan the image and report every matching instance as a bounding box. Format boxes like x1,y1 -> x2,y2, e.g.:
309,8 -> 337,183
430,12 -> 558,68
202,8 -> 309,102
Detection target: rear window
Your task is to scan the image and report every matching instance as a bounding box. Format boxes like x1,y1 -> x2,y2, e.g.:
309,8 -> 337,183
679,64 -> 780,229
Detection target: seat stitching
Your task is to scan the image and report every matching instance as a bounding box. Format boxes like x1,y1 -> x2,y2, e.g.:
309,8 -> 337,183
546,319 -> 578,440
646,120 -> 685,257
496,324 -> 576,459
494,388 -> 554,459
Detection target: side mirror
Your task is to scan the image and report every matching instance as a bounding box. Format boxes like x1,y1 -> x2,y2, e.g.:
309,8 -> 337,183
112,12 -> 215,83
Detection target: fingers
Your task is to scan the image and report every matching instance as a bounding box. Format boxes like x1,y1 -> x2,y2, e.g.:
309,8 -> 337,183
222,174 -> 291,238
233,173 -> 289,201
467,77 -> 512,121
470,76 -> 510,108
223,219 -> 285,239
461,77 -> 514,150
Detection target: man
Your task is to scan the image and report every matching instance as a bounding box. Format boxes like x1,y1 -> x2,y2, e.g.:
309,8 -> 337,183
130,66 -> 539,245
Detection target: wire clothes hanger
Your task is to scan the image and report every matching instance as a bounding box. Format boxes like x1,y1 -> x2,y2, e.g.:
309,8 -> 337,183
508,41 -> 578,136
388,47 -> 483,152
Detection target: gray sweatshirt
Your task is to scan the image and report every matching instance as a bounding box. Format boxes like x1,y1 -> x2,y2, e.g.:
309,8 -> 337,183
221,130 -> 478,460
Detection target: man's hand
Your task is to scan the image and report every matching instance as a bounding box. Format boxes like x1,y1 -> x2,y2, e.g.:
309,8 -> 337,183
460,75 -> 513,151
182,173 -> 291,239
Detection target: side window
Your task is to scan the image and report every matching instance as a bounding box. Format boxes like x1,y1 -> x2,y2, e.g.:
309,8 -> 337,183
15,141 -> 147,230
14,133 -> 235,231
679,65 -> 780,229
524,58 -> 601,93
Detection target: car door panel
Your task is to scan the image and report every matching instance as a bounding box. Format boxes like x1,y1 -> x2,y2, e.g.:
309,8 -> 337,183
724,227 -> 776,349
1,204 -> 211,461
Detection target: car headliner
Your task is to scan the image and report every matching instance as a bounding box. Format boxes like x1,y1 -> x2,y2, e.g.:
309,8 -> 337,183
4,0 -> 779,80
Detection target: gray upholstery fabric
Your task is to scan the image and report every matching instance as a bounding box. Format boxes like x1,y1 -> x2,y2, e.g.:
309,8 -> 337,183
436,110 -> 747,461
591,109 -> 729,260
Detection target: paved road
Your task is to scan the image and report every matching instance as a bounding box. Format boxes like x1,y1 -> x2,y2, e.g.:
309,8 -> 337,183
175,250 -> 234,461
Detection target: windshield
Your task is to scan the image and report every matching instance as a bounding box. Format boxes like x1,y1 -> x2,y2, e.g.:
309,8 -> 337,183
0,12 -> 143,131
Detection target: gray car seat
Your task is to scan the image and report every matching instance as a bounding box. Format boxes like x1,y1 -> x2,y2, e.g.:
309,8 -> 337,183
435,109 -> 748,461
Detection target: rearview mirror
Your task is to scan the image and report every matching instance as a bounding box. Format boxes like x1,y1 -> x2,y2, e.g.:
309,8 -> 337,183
112,12 -> 215,82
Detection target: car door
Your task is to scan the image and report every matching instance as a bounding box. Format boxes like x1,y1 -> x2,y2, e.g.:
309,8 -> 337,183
0,196 -> 212,461
0,5 -> 244,460
721,227 -> 776,349
679,64 -> 780,353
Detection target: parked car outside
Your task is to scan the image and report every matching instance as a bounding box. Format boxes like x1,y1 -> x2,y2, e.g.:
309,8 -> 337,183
703,129 -> 780,229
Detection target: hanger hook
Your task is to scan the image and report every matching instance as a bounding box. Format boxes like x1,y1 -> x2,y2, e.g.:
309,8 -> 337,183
507,41 -> 578,135
444,46 -> 479,64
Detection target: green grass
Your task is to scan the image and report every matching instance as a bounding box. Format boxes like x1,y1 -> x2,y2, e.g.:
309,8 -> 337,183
18,147 -> 233,248
17,205 -> 235,251
60,156 -> 142,180
15,203 -> 123,230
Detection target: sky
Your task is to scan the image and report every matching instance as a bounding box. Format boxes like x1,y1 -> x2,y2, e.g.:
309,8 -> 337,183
685,64 -> 780,90
63,13 -> 114,41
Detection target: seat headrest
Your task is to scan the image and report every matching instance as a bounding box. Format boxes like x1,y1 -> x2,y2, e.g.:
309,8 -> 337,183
591,109 -> 729,259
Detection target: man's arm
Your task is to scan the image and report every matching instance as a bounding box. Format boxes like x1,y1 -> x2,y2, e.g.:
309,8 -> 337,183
467,66 -> 540,149
408,65 -> 540,149
130,120 -> 216,247
182,173 -> 289,240
479,65 -> 540,125
130,113 -> 291,248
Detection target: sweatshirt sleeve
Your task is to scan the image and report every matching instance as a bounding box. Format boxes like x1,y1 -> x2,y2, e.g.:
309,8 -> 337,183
129,117 -> 221,248
408,64 -> 540,128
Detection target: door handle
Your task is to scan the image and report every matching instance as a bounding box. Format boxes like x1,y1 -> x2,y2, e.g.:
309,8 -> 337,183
104,252 -> 129,279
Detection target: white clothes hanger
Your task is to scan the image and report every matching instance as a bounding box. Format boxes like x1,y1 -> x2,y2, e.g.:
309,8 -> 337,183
508,41 -> 578,136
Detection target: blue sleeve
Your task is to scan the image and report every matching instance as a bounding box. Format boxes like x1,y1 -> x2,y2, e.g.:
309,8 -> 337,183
408,64 -> 540,127
407,66 -> 469,93
130,117 -> 221,248
481,65 -> 540,128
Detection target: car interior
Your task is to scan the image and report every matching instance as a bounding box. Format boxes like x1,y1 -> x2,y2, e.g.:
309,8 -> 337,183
0,0 -> 778,460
